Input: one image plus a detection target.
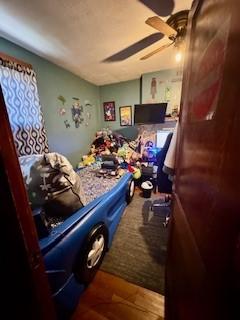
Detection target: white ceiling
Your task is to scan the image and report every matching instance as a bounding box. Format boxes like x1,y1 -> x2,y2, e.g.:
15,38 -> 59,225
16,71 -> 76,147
0,0 -> 192,85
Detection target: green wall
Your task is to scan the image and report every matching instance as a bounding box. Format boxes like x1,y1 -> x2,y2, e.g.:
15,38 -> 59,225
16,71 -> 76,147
0,37 -> 101,166
142,68 -> 183,115
100,79 -> 140,131
0,37 -> 183,165
99,68 -> 183,132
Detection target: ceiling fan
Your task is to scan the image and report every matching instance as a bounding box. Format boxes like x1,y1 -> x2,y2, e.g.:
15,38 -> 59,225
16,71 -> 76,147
140,10 -> 189,60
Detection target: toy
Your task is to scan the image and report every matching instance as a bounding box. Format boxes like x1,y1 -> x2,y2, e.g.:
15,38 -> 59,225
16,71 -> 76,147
133,168 -> 141,180
126,164 -> 141,180
130,151 -> 141,162
101,148 -> 111,156
90,145 -> 96,155
117,146 -> 127,159
82,154 -> 95,166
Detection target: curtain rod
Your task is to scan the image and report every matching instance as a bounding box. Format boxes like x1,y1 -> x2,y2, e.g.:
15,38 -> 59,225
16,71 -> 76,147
0,52 -> 33,73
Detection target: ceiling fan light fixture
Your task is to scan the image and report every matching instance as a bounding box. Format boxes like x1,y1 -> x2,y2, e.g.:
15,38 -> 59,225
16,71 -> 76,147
175,51 -> 182,63
141,10 -> 189,61
175,39 -> 185,63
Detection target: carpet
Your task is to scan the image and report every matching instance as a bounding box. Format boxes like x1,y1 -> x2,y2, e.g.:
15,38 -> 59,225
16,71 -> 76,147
100,191 -> 170,295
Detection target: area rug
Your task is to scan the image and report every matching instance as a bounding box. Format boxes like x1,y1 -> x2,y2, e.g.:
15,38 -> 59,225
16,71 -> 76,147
100,191 -> 170,295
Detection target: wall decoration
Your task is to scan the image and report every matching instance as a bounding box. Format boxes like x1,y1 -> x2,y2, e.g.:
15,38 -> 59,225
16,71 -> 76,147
84,100 -> 92,124
103,101 -> 116,121
71,97 -> 84,128
57,95 -> 67,115
58,107 -> 66,116
119,106 -> 132,126
58,95 -> 66,105
150,77 -> 157,99
165,86 -> 171,102
57,97 -> 93,128
64,120 -> 70,128
142,68 -> 183,115
57,95 -> 70,127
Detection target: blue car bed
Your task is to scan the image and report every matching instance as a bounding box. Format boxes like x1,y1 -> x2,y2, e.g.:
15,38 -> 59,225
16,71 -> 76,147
19,152 -> 135,315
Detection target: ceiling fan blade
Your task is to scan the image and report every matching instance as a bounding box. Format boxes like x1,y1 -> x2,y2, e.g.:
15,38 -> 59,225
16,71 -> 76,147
140,42 -> 173,60
138,0 -> 174,17
103,33 -> 164,62
146,16 -> 177,38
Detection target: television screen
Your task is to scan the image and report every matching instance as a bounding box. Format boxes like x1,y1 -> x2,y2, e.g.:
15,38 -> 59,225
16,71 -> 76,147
134,103 -> 167,124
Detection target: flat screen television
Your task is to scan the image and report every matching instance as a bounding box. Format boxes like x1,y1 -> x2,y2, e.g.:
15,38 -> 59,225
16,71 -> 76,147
134,103 -> 167,124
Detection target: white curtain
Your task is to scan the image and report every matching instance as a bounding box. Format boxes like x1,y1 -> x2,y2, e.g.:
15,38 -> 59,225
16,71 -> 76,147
0,57 -> 49,156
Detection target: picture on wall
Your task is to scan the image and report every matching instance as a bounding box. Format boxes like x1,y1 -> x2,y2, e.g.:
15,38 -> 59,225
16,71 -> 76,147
103,101 -> 116,121
119,106 -> 132,126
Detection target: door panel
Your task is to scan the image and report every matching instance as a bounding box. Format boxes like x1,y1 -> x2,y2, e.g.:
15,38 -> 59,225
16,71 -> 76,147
166,0 -> 240,319
0,84 -> 56,319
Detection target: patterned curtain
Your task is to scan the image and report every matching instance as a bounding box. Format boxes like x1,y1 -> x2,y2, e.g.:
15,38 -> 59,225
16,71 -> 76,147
0,57 -> 49,156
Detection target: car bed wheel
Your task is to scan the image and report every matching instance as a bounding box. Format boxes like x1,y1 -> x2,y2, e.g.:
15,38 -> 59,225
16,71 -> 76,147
74,224 -> 108,285
87,233 -> 104,268
126,179 -> 135,204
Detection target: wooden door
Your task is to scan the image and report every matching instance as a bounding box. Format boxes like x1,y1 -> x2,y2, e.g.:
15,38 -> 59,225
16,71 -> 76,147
165,0 -> 240,319
0,85 -> 56,319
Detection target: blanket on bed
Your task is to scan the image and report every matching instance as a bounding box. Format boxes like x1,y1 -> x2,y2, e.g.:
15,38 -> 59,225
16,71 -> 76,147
77,166 -> 122,206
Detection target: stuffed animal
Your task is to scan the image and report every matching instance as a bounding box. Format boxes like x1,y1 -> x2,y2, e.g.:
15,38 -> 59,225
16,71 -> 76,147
127,165 -> 141,180
82,154 -> 95,166
90,144 -> 96,155
129,140 -> 138,150
142,149 -> 149,161
117,146 -> 127,159
92,136 -> 104,148
133,168 -> 141,180
130,151 -> 141,162
101,148 -> 111,156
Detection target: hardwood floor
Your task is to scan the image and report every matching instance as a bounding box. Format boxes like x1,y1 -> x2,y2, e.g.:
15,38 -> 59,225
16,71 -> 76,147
71,271 -> 164,320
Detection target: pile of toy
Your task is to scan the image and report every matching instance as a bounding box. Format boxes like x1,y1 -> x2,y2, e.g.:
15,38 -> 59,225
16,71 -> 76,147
78,128 -> 142,179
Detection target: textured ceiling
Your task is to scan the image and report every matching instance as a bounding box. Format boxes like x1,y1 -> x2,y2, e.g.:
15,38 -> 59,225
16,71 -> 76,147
0,0 -> 192,85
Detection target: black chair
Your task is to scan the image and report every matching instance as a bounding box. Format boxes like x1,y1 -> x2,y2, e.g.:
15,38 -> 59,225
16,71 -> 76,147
156,132 -> 173,194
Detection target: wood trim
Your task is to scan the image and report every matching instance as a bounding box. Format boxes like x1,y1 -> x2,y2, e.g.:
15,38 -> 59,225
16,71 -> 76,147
172,192 -> 206,280
165,191 -> 207,320
0,51 -> 32,69
0,85 -> 56,319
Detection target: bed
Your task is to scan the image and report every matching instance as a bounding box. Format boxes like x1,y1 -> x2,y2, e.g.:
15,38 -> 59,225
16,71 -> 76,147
19,152 -> 135,315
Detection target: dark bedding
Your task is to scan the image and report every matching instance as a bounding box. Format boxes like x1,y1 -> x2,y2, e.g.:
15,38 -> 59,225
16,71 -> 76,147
19,153 -> 83,217
19,153 -> 125,227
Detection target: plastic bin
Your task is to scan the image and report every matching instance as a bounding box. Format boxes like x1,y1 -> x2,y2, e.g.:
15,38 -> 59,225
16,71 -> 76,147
141,181 -> 153,198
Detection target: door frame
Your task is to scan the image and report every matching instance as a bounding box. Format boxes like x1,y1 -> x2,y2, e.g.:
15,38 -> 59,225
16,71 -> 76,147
0,85 -> 56,319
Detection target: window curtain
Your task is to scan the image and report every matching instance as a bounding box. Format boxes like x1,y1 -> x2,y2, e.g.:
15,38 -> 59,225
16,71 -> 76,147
0,56 -> 49,156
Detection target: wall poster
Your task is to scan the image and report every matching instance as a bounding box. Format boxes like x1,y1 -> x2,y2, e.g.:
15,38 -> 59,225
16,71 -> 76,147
119,106 -> 132,126
103,101 -> 116,121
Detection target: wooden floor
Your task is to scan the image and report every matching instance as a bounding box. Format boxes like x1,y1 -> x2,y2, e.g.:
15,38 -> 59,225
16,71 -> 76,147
71,270 -> 164,320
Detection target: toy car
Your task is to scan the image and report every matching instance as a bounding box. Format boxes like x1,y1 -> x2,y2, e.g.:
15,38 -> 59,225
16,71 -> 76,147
33,171 -> 135,316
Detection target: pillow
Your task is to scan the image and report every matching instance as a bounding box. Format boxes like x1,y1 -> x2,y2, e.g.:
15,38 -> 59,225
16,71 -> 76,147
19,153 -> 83,217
